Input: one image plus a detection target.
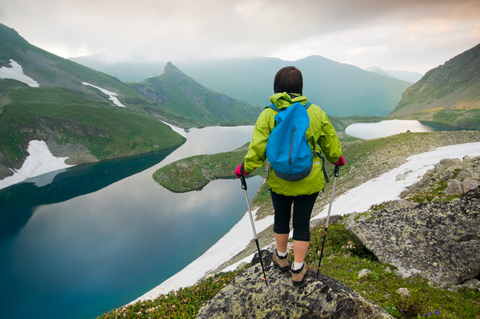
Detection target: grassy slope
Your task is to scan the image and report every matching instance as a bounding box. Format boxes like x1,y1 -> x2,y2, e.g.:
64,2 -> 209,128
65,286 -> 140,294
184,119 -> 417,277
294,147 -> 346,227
128,63 -> 262,127
0,81 -> 186,168
389,43 -> 480,129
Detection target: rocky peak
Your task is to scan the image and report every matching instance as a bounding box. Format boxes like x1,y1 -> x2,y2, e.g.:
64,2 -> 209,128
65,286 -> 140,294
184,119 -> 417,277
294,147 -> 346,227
163,61 -> 189,80
197,248 -> 393,318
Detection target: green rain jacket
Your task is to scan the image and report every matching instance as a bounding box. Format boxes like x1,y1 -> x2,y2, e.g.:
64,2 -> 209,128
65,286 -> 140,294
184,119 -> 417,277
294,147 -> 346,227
243,92 -> 342,196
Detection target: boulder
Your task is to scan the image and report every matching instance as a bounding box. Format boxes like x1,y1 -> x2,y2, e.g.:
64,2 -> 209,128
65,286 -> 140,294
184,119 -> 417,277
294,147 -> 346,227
346,186 -> 480,287
196,250 -> 393,319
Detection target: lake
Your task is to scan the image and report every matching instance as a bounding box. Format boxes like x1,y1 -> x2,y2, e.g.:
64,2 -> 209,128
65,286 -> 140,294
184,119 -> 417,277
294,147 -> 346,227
345,119 -> 457,139
0,125 -> 261,319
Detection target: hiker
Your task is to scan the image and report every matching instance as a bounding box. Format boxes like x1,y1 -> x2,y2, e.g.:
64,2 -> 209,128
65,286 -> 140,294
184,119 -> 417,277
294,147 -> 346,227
235,66 -> 344,286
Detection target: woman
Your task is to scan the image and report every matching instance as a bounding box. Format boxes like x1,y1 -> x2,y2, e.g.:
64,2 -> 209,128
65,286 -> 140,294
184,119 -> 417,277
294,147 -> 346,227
235,66 -> 344,286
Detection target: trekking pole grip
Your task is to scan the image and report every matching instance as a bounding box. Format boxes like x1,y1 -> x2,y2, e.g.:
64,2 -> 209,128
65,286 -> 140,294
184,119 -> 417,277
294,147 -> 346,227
334,164 -> 340,177
240,175 -> 247,190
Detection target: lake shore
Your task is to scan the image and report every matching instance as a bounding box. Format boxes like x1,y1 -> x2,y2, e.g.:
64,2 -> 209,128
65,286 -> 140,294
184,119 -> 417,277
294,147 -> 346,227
132,131 -> 480,304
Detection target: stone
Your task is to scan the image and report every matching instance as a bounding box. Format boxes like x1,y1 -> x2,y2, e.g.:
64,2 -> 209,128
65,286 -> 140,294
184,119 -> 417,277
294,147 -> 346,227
358,269 -> 372,279
445,179 -> 463,194
456,168 -> 476,181
196,250 -> 393,319
345,186 -> 480,287
462,179 -> 480,193
457,279 -> 479,290
396,288 -> 410,299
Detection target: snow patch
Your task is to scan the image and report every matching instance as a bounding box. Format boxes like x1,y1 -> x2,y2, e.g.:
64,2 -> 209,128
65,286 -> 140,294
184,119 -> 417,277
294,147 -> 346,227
82,82 -> 125,107
312,142 -> 480,221
160,120 -> 187,137
0,140 -> 73,190
0,59 -> 39,87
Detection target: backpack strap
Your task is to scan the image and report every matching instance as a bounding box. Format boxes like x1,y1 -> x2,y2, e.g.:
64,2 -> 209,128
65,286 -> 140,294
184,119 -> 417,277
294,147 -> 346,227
265,101 -> 311,113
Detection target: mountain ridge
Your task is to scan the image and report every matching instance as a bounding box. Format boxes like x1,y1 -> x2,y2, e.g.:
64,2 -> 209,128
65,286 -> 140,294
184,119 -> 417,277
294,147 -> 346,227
70,54 -> 413,117
365,66 -> 423,83
389,42 -> 480,129
0,23 -> 260,184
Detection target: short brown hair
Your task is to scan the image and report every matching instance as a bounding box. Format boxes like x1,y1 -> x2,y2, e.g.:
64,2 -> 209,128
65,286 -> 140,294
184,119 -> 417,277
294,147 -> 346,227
273,66 -> 303,95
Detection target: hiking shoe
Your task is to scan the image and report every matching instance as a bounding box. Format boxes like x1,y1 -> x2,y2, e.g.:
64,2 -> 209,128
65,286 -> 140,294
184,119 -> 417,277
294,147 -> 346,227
291,263 -> 307,286
272,251 -> 289,271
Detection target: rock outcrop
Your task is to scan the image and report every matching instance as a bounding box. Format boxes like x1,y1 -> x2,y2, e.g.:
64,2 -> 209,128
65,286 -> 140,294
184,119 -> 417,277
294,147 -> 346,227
401,155 -> 480,199
196,249 -> 393,319
345,186 -> 480,287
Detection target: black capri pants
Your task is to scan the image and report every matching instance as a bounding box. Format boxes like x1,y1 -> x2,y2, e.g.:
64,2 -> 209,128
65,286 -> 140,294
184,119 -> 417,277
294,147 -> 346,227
271,190 -> 319,242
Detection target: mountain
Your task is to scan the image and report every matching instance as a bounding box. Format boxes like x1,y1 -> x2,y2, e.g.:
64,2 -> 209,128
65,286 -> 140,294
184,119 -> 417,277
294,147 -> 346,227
389,43 -> 480,129
365,66 -> 423,83
0,23 -> 260,183
71,55 -> 413,117
128,62 -> 263,126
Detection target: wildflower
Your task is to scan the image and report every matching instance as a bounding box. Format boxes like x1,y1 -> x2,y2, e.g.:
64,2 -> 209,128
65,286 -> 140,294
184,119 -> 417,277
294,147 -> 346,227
436,310 -> 440,315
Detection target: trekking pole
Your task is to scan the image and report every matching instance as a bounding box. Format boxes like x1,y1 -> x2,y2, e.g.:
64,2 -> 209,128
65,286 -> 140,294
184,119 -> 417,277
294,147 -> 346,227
240,174 -> 268,287
316,164 -> 340,279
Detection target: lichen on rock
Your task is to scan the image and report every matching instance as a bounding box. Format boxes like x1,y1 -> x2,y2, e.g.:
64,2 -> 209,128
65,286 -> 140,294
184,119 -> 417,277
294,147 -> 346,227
196,250 -> 393,319
346,186 -> 480,287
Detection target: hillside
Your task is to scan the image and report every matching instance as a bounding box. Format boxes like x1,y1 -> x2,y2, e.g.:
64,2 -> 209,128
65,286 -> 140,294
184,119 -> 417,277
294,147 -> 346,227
71,55 -> 412,117
0,23 -> 261,184
0,23 -> 188,181
389,43 -> 480,129
128,62 -> 263,126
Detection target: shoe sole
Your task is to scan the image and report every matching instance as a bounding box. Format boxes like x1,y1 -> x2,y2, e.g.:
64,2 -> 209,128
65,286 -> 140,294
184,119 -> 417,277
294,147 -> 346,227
292,278 -> 305,286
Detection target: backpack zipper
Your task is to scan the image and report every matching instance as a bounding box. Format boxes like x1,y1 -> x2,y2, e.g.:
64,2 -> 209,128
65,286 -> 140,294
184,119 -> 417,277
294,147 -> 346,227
289,126 -> 296,165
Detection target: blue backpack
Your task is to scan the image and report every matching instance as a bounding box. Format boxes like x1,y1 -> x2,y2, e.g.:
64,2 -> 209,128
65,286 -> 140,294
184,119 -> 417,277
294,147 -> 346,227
266,102 -> 315,181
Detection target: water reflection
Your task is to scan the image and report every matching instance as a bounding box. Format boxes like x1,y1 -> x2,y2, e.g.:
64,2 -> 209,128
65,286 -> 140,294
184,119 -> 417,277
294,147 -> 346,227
0,125 -> 258,319
0,147 -> 179,239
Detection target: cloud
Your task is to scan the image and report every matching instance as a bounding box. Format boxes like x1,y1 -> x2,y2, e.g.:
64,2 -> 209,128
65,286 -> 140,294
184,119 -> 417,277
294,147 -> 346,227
1,0 -> 479,73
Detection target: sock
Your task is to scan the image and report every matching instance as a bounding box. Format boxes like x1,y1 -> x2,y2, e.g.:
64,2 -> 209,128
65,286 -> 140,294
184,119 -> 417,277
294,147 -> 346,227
277,250 -> 287,258
292,261 -> 304,271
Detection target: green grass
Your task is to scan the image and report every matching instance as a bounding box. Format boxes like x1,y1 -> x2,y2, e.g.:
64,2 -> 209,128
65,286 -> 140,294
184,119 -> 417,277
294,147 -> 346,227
0,85 -> 186,165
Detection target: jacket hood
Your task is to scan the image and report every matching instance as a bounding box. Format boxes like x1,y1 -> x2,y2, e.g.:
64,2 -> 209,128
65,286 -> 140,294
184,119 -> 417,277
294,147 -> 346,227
269,92 -> 309,110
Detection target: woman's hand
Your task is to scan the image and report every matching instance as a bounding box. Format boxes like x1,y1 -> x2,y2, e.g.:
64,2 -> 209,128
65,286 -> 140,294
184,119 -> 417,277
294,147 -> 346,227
235,164 -> 249,178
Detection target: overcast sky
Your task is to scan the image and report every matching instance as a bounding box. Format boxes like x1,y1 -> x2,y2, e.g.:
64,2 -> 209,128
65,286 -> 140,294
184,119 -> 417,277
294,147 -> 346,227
1,0 -> 479,74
